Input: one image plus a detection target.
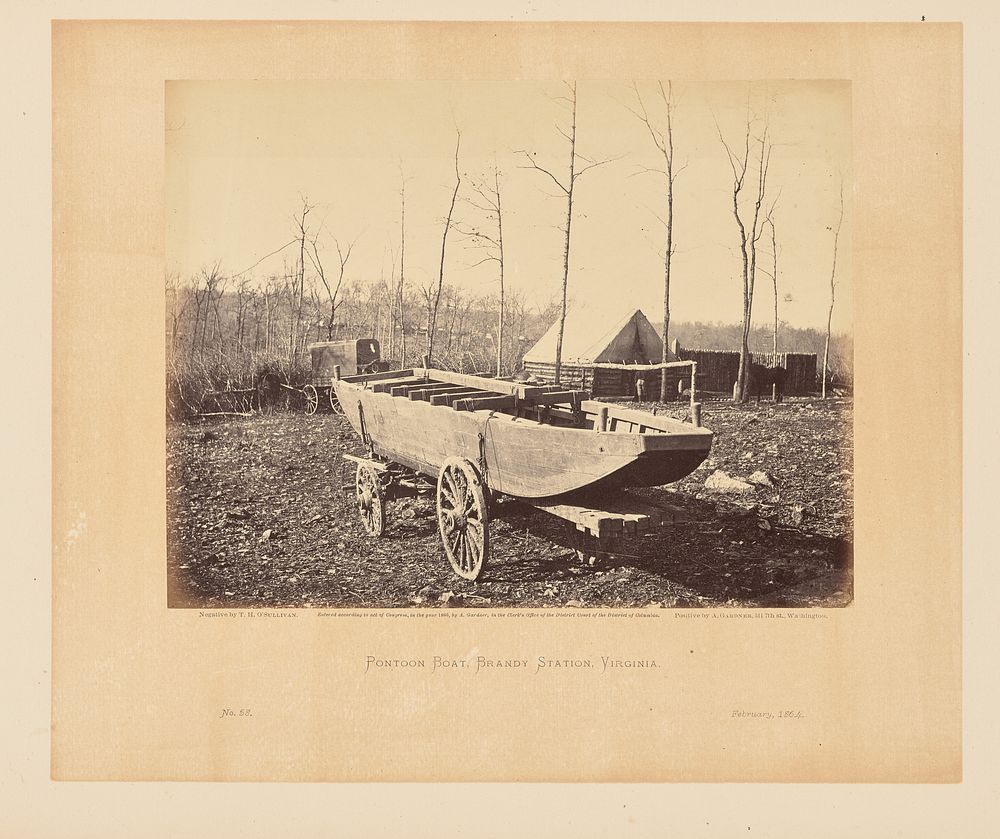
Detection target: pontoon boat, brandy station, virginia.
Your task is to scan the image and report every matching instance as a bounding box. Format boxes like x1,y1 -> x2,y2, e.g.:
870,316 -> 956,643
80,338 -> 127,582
332,363 -> 712,581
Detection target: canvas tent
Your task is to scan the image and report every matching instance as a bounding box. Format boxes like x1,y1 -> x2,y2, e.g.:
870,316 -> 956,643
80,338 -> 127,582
522,306 -> 677,397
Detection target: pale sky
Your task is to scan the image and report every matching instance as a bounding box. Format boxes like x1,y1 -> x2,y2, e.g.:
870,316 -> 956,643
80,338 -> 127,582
166,79 -> 852,334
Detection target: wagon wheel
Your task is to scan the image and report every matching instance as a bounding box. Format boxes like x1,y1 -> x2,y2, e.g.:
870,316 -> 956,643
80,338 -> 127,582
329,388 -> 344,415
436,457 -> 489,580
355,462 -> 386,537
303,385 -> 319,416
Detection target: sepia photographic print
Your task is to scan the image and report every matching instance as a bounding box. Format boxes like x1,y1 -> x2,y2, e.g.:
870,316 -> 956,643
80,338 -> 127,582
51,19 -> 961,787
165,79 -> 853,611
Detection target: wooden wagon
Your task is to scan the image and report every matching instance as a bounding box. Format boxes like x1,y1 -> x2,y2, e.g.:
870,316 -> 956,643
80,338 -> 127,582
302,338 -> 389,415
332,364 -> 712,581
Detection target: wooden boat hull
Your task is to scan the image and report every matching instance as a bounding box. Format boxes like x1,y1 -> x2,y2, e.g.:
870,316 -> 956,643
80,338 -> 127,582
332,373 -> 712,499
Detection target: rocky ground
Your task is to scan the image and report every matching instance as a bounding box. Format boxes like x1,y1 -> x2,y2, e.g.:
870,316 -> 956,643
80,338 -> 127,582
167,396 -> 853,610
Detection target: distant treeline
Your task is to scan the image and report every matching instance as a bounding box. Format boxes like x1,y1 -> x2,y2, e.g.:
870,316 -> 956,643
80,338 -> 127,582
666,320 -> 852,382
165,269 -> 851,417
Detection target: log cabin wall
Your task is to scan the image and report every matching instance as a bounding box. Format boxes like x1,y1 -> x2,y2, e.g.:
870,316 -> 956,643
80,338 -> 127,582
524,362 -> 688,399
523,361 -> 594,393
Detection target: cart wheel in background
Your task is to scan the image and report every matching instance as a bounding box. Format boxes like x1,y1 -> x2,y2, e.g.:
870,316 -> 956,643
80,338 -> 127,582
355,462 -> 386,537
436,457 -> 489,581
303,385 -> 319,415
329,389 -> 344,415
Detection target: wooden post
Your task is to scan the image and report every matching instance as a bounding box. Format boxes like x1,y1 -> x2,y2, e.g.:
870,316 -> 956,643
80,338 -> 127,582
421,353 -> 430,369
692,402 -> 702,427
689,362 -> 697,414
597,406 -> 609,432
334,365 -> 341,380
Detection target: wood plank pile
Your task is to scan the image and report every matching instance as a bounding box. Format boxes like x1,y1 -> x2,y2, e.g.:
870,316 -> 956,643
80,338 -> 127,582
530,491 -> 692,540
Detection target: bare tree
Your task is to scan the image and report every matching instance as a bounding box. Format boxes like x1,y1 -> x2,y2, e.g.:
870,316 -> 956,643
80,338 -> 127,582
716,104 -> 772,402
394,164 -> 411,365
759,195 -> 781,359
426,130 -> 462,364
382,249 -> 397,361
419,283 -> 436,357
822,180 -> 844,399
233,274 -> 252,356
189,262 -> 224,359
518,81 -> 618,385
165,271 -> 189,355
262,274 -> 280,354
291,199 -> 314,355
188,274 -> 206,357
444,286 -> 461,355
629,81 -> 683,401
456,161 -> 506,374
307,227 -> 355,341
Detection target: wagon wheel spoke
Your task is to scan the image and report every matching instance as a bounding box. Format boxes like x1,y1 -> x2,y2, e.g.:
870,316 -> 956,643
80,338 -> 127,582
439,480 -> 460,513
463,533 -> 478,570
355,463 -> 386,538
462,530 -> 475,571
436,457 -> 489,581
443,470 -> 461,507
465,518 -> 483,544
463,491 -> 478,516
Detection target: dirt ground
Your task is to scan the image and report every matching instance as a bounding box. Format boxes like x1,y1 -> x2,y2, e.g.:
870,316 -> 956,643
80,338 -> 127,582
167,396 -> 853,610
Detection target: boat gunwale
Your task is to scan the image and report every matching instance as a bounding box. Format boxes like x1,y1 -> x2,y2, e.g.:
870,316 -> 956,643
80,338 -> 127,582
333,372 -> 712,442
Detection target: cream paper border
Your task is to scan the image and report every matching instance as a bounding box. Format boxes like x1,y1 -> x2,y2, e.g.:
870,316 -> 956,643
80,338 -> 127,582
49,17 -> 961,788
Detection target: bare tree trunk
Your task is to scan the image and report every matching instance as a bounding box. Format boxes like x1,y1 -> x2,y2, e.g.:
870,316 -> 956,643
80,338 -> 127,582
427,131 -> 462,364
495,168 -> 506,375
399,288 -> 406,365
733,187 -> 751,402
629,81 -> 681,401
661,198 -> 673,401
553,91 -> 578,387
210,277 -> 226,359
263,284 -> 272,354
383,261 -> 394,361
190,288 -> 203,359
292,201 -> 312,360
769,216 -> 778,358
717,109 -> 771,402
397,166 -> 407,365
454,162 -> 507,375
445,289 -> 458,354
823,180 -> 844,399
519,82 -> 616,387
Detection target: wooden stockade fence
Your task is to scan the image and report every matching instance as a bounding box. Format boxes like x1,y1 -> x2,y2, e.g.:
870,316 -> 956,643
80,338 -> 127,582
750,351 -> 817,395
670,341 -> 817,396
525,351 -> 817,398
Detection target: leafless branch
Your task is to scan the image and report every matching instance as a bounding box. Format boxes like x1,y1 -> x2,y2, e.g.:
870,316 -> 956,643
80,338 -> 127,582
576,155 -> 622,178
515,149 -> 569,194
629,165 -> 668,179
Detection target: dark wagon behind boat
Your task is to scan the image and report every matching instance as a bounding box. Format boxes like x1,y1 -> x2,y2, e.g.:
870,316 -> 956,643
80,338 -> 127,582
302,338 -> 389,415
332,363 -> 713,582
